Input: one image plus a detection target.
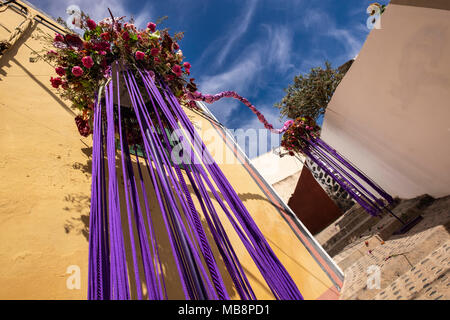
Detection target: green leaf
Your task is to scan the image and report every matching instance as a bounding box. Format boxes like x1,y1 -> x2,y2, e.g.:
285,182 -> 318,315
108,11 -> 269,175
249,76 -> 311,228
149,30 -> 161,40
130,33 -> 138,41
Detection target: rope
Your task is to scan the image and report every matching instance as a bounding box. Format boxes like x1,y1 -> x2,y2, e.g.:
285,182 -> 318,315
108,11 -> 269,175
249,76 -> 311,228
0,5 -> 34,56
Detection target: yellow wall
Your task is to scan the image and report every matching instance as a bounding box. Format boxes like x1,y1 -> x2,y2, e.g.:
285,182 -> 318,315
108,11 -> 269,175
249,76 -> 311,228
0,1 -> 341,300
0,1 -> 91,299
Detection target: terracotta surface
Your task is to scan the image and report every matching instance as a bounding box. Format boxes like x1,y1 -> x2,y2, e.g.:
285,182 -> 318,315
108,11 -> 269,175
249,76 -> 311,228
288,167 -> 343,235
0,1 -> 342,300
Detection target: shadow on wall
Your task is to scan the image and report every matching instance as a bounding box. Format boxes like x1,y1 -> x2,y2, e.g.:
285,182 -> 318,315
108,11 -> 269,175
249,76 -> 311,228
65,148 -> 240,299
0,21 -> 75,117
64,144 -> 337,299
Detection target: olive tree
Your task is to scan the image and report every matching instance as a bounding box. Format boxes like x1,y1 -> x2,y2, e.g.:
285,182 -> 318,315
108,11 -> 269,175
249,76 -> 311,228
275,61 -> 352,120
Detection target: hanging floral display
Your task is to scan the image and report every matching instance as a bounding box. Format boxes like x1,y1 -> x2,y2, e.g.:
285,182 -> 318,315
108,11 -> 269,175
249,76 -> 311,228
37,11 -> 395,223
39,12 -> 197,137
280,116 -> 321,156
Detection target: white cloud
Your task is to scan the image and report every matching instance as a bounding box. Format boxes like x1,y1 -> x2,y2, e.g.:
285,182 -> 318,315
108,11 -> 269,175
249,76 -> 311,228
215,0 -> 257,65
30,0 -> 152,28
299,6 -> 366,61
327,28 -> 364,60
198,49 -> 263,122
302,8 -> 329,30
264,25 -> 294,73
197,0 -> 257,68
197,22 -> 295,125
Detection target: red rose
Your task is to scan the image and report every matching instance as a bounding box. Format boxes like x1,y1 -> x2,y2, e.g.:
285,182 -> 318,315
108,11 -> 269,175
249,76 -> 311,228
54,33 -> 64,42
122,31 -> 130,41
100,32 -> 110,41
147,22 -> 156,32
55,67 -> 66,76
81,56 -> 94,69
50,77 -> 62,88
172,64 -> 182,77
150,47 -> 160,56
72,66 -> 84,77
135,51 -> 145,60
86,19 -> 97,30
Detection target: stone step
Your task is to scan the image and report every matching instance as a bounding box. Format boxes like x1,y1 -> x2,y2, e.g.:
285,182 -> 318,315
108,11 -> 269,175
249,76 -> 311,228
333,195 -> 438,268
362,194 -> 435,241
314,203 -> 365,245
339,221 -> 450,299
324,213 -> 384,257
333,234 -> 385,271
317,199 -> 403,255
374,241 -> 450,300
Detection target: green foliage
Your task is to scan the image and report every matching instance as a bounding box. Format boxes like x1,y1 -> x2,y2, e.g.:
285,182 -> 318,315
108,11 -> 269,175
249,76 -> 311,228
275,61 -> 348,121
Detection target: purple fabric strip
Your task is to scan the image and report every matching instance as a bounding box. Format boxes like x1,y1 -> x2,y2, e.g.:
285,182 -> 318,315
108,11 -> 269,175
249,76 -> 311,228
312,137 -> 394,204
105,79 -> 130,299
140,70 -> 303,300
88,65 -> 305,300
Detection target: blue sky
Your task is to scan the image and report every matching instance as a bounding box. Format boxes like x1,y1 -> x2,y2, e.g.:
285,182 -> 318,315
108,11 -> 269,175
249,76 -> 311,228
28,0 -> 389,157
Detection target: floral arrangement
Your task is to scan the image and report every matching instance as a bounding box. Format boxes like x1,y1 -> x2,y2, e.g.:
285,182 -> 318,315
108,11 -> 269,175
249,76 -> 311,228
280,116 -> 321,156
38,12 -> 198,137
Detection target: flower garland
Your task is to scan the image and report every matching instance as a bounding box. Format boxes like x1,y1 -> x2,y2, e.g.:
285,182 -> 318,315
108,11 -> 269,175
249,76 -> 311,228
184,90 -> 320,155
185,90 -> 294,134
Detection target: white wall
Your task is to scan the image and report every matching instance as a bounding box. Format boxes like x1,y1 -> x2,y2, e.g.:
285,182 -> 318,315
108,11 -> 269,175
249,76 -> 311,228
321,3 -> 450,199
251,147 -> 304,185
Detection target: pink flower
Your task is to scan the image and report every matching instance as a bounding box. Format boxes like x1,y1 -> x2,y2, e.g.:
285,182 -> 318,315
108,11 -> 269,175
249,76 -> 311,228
172,64 -> 182,77
135,51 -> 145,60
54,33 -> 64,42
203,94 -> 213,103
99,51 -> 107,56
147,22 -> 156,32
55,67 -> 66,76
183,62 -> 191,69
86,19 -> 97,30
81,56 -> 94,69
192,91 -> 202,99
150,48 -> 160,56
72,66 -> 84,77
154,57 -> 161,64
47,50 -> 58,56
50,77 -> 62,88
100,32 -> 110,41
